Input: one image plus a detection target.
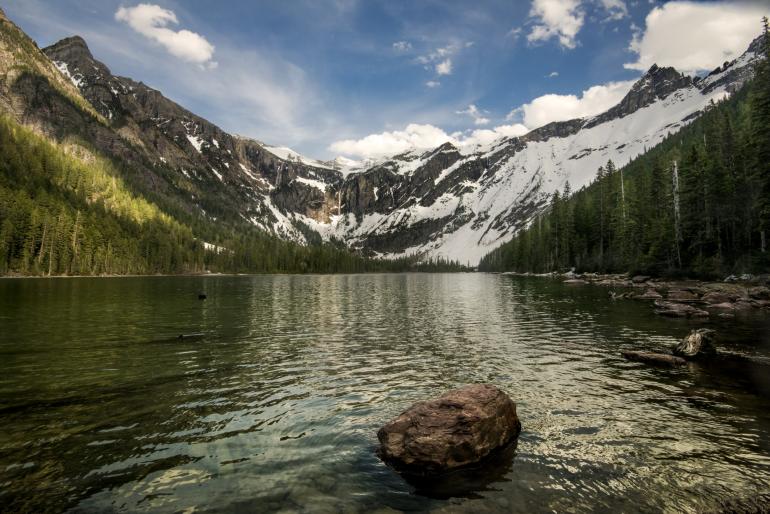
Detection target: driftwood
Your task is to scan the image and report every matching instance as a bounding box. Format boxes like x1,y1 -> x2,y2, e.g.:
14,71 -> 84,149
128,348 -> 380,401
622,350 -> 687,367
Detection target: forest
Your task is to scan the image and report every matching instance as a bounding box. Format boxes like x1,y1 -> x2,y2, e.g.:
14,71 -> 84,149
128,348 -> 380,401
0,117 -> 465,276
479,24 -> 770,278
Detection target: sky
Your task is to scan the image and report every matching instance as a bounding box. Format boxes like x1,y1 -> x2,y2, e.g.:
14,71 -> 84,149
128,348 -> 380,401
4,0 -> 768,160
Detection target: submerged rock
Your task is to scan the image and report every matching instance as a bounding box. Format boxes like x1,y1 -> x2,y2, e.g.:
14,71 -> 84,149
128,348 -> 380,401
622,351 -> 687,367
673,329 -> 717,360
654,300 -> 709,318
377,384 -> 521,474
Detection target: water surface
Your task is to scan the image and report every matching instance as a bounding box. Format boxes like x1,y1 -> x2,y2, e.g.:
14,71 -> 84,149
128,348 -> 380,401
1,274 -> 769,512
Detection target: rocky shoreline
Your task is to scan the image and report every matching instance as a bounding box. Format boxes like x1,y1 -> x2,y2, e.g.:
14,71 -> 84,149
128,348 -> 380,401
501,271 -> 770,319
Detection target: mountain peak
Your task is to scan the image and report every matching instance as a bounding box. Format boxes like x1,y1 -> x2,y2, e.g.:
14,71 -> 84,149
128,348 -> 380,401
44,35 -> 114,86
584,63 -> 691,129
45,36 -> 93,59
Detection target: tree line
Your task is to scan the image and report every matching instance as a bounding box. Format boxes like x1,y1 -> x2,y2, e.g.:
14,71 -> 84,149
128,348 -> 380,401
480,22 -> 770,278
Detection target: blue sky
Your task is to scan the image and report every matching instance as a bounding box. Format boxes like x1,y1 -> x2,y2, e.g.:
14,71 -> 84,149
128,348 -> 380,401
4,0 -> 767,159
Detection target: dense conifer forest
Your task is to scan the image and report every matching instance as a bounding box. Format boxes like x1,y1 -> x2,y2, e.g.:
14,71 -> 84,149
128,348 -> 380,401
479,23 -> 770,278
0,117 -> 465,275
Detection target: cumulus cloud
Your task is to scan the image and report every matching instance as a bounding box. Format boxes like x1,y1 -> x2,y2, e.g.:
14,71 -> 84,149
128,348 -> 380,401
456,104 -> 490,125
329,124 -> 454,158
527,0 -> 585,49
328,122 -> 531,159
436,59 -> 453,75
508,80 -> 634,128
115,4 -> 216,68
625,1 -> 768,73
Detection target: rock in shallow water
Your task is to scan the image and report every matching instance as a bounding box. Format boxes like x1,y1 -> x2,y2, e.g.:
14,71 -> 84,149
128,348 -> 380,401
377,384 -> 521,474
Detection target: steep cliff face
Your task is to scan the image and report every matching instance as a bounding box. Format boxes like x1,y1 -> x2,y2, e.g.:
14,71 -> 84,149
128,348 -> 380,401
3,5 -> 764,265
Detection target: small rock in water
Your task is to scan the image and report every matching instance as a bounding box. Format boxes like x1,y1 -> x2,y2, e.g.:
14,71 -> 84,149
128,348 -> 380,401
673,329 -> 717,360
631,275 -> 650,284
622,351 -> 687,367
198,293 -> 207,300
377,384 -> 521,474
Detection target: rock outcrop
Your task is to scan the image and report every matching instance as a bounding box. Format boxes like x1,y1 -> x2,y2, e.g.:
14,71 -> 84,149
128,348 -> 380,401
377,384 -> 521,474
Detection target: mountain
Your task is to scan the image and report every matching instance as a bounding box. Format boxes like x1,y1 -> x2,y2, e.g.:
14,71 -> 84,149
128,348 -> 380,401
0,9 -> 463,275
302,42 -> 762,265
2,7 -> 765,267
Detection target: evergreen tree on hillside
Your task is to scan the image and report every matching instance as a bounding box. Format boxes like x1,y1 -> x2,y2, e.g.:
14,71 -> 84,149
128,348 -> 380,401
751,17 -> 770,253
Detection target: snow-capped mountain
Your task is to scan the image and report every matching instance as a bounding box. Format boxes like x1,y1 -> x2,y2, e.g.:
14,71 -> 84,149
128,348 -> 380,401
9,11 -> 762,265
294,35 -> 763,264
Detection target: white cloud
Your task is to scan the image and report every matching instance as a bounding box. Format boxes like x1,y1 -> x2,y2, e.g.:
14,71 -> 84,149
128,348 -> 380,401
625,1 -> 768,73
460,124 -> 530,147
416,42 -> 472,76
425,80 -> 441,88
456,104 -> 490,125
436,59 -> 453,75
115,4 -> 216,68
527,0 -> 585,49
392,40 -> 412,52
547,71 -> 559,78
328,122 -> 531,159
508,80 -> 634,128
329,123 -> 454,158
598,0 -> 628,21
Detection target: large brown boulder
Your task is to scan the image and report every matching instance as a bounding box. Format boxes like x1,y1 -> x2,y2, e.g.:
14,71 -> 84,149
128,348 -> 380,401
673,329 -> 717,359
377,384 -> 521,474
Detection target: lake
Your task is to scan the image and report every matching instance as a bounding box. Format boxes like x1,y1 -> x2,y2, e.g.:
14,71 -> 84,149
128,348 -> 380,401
1,274 -> 769,512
